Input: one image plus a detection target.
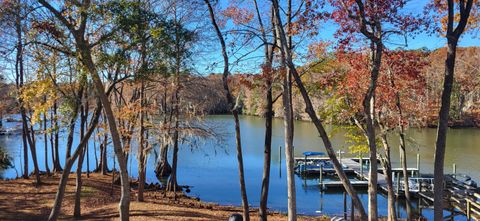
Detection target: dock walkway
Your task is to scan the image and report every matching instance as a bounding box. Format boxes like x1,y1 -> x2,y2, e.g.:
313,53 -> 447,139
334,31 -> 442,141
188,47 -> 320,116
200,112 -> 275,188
295,156 -> 418,192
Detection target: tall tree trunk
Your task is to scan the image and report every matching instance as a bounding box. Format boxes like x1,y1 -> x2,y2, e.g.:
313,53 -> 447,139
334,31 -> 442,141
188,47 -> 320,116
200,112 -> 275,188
259,78 -> 273,221
388,67 -> 413,219
398,130 -> 412,218
80,42 -> 130,221
53,101 -> 62,172
44,109 -> 50,175
433,1 -> 473,220
50,109 -> 56,173
23,117 -> 40,185
283,1 -> 297,219
14,4 -> 29,180
22,125 -> 28,178
434,39 -> 458,221
167,117 -> 179,194
379,131 -> 397,221
48,102 -> 102,221
74,100 -> 87,218
137,81 -> 146,202
273,5 -> 296,219
205,1 -> 250,220
155,142 -> 171,178
363,41 -> 382,221
256,2 -> 274,219
270,0 -> 367,219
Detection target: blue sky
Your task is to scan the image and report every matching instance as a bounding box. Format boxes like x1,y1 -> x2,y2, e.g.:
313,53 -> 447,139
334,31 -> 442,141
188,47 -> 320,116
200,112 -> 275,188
198,0 -> 479,75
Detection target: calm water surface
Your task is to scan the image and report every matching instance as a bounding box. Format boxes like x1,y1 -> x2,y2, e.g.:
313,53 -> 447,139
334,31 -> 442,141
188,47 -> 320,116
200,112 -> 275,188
1,115 -> 479,219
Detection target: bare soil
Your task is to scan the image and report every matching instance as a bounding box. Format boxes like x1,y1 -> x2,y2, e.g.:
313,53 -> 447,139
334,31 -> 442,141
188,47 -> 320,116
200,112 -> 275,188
0,173 -> 326,220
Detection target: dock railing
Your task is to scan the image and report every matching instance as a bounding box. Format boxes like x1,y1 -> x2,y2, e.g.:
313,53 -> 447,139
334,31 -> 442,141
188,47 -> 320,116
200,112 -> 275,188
465,193 -> 480,220
395,177 -> 434,193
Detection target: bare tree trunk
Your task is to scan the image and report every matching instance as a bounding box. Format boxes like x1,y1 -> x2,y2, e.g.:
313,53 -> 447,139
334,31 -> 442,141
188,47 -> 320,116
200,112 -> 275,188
257,2 -> 274,218
379,131 -> 397,221
434,39 -> 457,221
388,67 -> 413,219
167,117 -> 179,194
270,0 -> 367,219
74,100 -> 87,218
283,1 -> 297,219
363,41 -> 383,221
20,99 -> 40,186
399,123 -> 412,218
44,110 -> 50,175
273,5 -> 296,219
167,19 -> 182,194
205,1 -> 250,220
137,81 -> 146,202
433,2 -> 473,220
155,142 -> 171,178
83,50 -> 130,221
14,5 -> 29,180
50,109 -> 56,173
53,101 -> 62,172
21,125 -> 28,178
259,78 -> 273,221
48,103 -> 102,221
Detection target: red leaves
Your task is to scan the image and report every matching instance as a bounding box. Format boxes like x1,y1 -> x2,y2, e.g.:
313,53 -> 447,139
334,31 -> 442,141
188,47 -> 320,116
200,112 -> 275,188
31,21 -> 64,39
222,5 -> 253,25
329,0 -> 424,47
333,49 -> 430,126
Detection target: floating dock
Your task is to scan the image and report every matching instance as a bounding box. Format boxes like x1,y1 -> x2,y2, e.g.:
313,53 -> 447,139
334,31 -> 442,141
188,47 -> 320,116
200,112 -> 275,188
295,155 -> 419,192
296,153 -> 480,220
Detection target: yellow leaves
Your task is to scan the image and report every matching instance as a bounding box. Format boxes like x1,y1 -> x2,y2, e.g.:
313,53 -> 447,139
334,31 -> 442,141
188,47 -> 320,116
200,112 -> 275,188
20,76 -> 58,125
438,0 -> 479,34
344,126 -> 369,156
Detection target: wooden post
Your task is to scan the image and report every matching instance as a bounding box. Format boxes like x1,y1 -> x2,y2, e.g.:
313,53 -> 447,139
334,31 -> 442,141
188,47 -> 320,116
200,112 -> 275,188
453,163 -> 456,175
343,192 -> 347,220
350,196 -> 354,221
304,155 -> 307,173
279,146 -> 282,178
467,200 -> 471,221
393,172 -> 396,192
396,172 -> 401,194
319,164 -> 323,189
360,157 -> 364,179
416,153 -> 420,177
279,146 -> 282,164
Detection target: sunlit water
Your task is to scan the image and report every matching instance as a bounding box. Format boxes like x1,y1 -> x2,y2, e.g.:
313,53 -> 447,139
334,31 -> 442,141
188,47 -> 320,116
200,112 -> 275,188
1,115 -> 479,219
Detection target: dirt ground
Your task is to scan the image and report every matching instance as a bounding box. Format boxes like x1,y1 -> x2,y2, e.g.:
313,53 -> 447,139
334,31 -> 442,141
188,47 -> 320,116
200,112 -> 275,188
0,173 -> 326,220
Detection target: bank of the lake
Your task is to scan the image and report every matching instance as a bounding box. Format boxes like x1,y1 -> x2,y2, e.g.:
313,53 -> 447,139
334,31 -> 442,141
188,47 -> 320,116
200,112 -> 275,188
0,173 -> 323,221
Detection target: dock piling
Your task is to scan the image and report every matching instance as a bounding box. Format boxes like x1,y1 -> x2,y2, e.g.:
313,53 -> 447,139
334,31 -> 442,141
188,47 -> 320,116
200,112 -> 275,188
360,157 -> 363,179
279,146 -> 282,164
396,172 -> 400,195
416,154 -> 420,177
319,164 -> 323,189
350,197 -> 354,221
343,192 -> 347,220
467,199 -> 471,221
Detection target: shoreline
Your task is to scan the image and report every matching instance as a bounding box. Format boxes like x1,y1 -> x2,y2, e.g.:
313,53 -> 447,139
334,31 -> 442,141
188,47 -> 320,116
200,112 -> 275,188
0,172 -> 324,220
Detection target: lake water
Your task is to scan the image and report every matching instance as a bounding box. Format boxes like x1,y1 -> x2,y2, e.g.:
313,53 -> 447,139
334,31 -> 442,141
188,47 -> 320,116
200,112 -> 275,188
1,115 -> 479,219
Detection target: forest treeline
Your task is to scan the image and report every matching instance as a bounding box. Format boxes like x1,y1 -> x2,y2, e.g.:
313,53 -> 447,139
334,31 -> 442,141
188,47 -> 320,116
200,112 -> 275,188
0,0 -> 478,221
1,46 -> 479,128
234,46 -> 480,128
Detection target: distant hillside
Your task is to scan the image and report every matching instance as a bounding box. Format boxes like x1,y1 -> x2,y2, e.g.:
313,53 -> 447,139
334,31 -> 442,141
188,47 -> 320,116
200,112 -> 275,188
218,46 -> 480,128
